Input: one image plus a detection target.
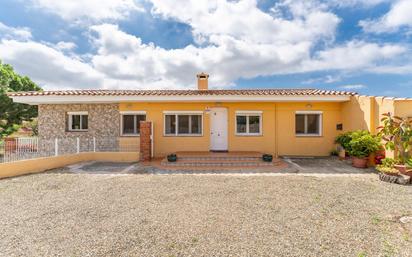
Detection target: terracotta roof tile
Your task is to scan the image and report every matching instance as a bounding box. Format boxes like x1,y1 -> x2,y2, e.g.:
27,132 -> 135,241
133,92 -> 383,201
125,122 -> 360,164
8,89 -> 356,97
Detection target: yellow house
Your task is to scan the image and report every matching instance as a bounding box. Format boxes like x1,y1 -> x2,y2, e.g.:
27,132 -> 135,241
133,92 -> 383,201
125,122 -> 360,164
9,73 -> 412,159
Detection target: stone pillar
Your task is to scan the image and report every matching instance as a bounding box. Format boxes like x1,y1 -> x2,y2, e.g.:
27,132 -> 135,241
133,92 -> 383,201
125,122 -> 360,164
139,121 -> 152,162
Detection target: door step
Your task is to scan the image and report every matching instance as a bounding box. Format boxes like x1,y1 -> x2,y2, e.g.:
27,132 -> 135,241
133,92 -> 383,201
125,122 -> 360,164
178,156 -> 262,161
161,152 -> 279,167
161,159 -> 275,167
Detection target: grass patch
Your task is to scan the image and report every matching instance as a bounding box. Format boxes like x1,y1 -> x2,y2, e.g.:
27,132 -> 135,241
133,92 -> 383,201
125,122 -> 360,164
371,215 -> 381,225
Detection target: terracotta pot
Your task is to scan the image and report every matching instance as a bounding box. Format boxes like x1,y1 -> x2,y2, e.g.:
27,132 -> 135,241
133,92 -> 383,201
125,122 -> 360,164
352,156 -> 368,168
394,164 -> 412,176
368,153 -> 376,167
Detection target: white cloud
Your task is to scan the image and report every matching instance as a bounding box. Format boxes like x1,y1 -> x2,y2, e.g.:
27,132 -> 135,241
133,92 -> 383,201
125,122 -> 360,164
302,74 -> 342,84
88,23 -> 408,89
54,41 -> 76,51
0,40 -> 104,89
360,0 -> 412,33
1,1 -> 411,90
339,84 -> 366,90
0,22 -> 32,41
1,22 -> 408,90
30,0 -> 143,23
150,0 -> 340,45
302,41 -> 406,71
89,23 -> 315,88
328,0 -> 389,8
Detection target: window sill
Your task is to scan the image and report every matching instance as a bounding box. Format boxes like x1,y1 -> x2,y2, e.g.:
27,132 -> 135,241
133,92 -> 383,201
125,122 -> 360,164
295,134 -> 322,137
163,134 -> 203,137
120,134 -> 140,137
235,133 -> 263,137
67,130 -> 88,132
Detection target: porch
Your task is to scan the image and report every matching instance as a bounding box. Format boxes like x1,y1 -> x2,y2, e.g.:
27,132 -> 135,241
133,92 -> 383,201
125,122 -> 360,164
159,151 -> 283,169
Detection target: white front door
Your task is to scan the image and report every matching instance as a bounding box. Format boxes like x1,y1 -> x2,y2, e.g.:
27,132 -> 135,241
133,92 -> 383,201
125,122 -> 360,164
210,107 -> 228,151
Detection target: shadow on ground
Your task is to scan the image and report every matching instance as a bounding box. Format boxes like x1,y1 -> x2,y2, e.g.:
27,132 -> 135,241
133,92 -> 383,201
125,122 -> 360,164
284,157 -> 376,174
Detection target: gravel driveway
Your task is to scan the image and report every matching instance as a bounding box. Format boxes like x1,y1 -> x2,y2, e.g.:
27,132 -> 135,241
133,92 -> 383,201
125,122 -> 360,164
0,165 -> 411,256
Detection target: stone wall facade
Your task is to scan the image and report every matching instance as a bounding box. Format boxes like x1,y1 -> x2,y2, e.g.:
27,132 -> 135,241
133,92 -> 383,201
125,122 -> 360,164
38,104 -> 120,154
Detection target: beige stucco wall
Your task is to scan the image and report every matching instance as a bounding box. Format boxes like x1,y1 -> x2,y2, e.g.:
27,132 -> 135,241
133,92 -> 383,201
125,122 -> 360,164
341,95 -> 372,132
341,95 -> 410,159
374,97 -> 395,130
227,103 -> 276,154
121,102 -> 211,157
0,152 -> 139,179
120,101 -> 342,157
341,95 -> 398,134
276,102 -> 342,156
393,99 -> 412,117
34,96 -> 412,159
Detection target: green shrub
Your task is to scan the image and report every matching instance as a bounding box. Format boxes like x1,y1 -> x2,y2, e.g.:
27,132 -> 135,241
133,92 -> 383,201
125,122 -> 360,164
406,158 -> 412,168
381,158 -> 397,168
376,165 -> 399,174
348,130 -> 381,158
335,132 -> 353,151
376,157 -> 400,174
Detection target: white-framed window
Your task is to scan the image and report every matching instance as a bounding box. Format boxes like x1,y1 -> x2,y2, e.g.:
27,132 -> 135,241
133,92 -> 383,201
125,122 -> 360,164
120,111 -> 146,136
163,111 -> 203,136
235,111 -> 262,136
295,111 -> 323,136
68,111 -> 88,131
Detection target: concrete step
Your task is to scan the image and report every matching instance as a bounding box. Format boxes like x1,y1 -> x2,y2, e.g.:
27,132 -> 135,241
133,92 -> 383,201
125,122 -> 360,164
161,159 -> 276,167
174,151 -> 271,161
178,156 -> 262,161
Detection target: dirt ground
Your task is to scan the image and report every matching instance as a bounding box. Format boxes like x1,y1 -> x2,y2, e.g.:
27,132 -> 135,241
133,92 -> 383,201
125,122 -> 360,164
0,159 -> 411,256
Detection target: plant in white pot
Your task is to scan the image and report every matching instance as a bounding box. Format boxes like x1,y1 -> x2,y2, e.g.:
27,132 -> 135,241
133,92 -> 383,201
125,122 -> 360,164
348,130 -> 381,168
335,132 -> 353,159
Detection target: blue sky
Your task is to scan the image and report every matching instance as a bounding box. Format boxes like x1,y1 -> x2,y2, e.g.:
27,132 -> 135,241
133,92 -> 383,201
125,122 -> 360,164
0,0 -> 411,97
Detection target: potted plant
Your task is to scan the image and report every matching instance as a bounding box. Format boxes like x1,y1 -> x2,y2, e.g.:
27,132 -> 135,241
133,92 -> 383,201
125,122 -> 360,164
402,159 -> 412,176
348,130 -> 381,168
376,157 -> 411,184
336,145 -> 346,160
167,153 -> 177,162
374,146 -> 386,165
375,158 -> 399,176
335,132 -> 353,160
378,113 -> 412,175
262,154 -> 273,162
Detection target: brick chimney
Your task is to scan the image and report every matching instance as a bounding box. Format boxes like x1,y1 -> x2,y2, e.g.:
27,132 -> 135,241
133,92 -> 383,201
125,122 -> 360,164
197,72 -> 209,90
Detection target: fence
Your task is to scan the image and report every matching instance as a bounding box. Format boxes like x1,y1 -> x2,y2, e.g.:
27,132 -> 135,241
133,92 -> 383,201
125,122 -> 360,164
0,137 -> 139,163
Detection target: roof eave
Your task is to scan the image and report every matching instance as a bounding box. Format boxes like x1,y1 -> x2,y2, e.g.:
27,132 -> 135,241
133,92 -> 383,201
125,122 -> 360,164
11,94 -> 352,105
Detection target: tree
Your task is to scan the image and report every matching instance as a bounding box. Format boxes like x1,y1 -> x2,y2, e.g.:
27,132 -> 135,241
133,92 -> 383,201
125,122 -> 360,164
0,60 -> 41,138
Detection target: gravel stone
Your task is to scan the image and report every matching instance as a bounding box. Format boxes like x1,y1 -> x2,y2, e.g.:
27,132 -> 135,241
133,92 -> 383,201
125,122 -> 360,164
0,167 -> 411,256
